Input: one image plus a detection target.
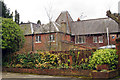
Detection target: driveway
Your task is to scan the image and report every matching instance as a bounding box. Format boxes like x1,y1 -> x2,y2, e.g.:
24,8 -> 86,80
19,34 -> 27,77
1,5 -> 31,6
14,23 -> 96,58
2,72 -> 73,80
2,72 -> 120,80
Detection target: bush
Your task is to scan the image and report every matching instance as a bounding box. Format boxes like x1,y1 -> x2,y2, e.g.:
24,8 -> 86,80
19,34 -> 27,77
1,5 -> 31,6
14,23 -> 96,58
80,63 -> 91,70
89,49 -> 118,70
1,18 -> 25,55
3,51 -> 61,69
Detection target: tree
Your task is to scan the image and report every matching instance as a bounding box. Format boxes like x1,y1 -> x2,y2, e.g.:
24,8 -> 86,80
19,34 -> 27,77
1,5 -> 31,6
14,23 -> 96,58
106,10 -> 120,24
1,18 -> 25,55
15,10 -> 20,24
45,4 -> 53,51
0,1 -> 13,18
106,10 -> 120,37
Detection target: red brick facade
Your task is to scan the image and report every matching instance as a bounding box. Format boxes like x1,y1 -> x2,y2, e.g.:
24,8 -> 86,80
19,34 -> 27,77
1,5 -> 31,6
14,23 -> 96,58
18,33 -> 118,53
74,35 -> 106,48
116,38 -> 120,70
18,32 -> 71,52
73,34 -> 118,48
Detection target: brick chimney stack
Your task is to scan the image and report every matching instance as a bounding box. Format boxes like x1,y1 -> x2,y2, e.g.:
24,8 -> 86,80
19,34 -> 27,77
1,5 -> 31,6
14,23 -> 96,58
77,18 -> 80,21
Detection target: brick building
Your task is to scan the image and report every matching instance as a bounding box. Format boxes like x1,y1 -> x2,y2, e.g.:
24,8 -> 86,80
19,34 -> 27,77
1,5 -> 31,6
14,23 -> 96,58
20,11 -> 120,52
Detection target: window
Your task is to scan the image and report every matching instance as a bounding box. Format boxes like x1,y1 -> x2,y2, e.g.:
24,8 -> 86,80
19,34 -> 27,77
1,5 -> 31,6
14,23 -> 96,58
93,37 -> 97,43
76,36 -> 79,43
99,36 -> 103,43
36,36 -> 41,43
75,36 -> 86,44
49,34 -> 55,42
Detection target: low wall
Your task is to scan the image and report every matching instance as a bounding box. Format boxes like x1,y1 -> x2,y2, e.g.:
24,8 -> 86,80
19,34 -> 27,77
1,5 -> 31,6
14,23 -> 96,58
2,68 -> 92,77
2,68 -> 118,78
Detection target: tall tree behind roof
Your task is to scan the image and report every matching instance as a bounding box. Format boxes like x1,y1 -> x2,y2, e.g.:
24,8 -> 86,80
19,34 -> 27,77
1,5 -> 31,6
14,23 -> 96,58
37,20 -> 41,25
1,1 -> 13,18
15,10 -> 20,24
106,10 -> 120,24
106,10 -> 120,34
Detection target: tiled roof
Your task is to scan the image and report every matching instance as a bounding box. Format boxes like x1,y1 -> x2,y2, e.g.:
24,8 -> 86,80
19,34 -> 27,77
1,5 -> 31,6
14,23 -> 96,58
34,22 -> 62,34
20,23 -> 33,35
20,22 -> 62,35
20,11 -> 119,36
71,18 -> 119,35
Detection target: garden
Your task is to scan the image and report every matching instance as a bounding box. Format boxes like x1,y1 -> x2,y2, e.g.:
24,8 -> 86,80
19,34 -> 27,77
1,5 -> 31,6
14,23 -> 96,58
2,49 -> 119,78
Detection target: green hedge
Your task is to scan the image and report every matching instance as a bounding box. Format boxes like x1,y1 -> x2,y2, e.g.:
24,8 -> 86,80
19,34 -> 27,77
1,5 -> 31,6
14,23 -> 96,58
89,49 -> 118,70
3,49 -> 118,70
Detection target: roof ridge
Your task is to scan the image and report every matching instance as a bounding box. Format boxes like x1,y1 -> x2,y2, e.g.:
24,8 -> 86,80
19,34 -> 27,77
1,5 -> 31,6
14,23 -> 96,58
73,17 -> 109,22
20,22 -> 37,25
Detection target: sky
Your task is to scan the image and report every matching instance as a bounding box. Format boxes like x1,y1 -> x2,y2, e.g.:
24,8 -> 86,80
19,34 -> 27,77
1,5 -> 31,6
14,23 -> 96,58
4,0 -> 120,24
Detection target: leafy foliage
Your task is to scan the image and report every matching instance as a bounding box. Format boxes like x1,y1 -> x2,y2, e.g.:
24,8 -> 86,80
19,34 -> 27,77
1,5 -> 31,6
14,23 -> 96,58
1,18 -> 24,54
3,51 -> 91,70
3,52 -> 61,69
3,49 -> 118,70
89,49 -> 118,70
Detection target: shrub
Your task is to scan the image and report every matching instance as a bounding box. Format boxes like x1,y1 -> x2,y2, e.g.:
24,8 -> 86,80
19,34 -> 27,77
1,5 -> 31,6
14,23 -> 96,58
89,49 -> 118,70
1,18 -> 24,55
16,64 -> 22,68
4,51 -> 62,69
80,63 -> 91,70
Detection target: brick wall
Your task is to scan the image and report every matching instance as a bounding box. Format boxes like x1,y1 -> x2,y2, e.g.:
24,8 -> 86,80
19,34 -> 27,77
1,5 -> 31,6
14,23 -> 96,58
18,33 -> 118,53
17,32 -> 72,53
34,33 -> 71,51
74,34 -> 118,48
17,35 -> 33,53
116,38 -> 120,70
74,35 -> 107,48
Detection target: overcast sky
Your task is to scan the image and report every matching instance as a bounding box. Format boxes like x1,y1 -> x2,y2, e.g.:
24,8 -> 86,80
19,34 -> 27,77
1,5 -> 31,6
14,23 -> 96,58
4,0 -> 120,24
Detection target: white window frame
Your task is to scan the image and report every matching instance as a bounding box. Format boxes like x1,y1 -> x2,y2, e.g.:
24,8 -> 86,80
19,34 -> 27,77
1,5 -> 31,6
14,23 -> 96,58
75,36 -> 86,44
93,36 -> 97,43
98,36 -> 103,43
35,35 -> 41,43
49,34 -> 55,42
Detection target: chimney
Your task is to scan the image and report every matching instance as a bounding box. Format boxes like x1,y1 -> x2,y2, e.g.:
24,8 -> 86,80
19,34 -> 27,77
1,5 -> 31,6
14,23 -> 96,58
77,18 -> 80,21
61,20 -> 67,33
